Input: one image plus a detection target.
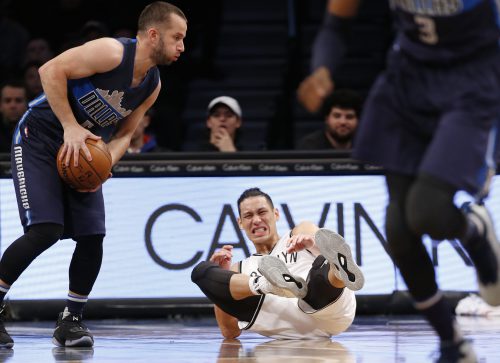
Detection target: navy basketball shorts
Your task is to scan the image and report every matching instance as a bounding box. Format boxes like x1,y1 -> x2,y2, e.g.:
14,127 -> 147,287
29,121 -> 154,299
10,110 -> 106,238
353,50 -> 500,196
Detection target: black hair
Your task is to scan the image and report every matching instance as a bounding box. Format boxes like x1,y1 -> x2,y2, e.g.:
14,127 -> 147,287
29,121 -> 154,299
321,89 -> 362,118
237,188 -> 274,215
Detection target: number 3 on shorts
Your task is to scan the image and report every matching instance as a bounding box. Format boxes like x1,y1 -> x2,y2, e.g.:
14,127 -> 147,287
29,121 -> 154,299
414,15 -> 438,45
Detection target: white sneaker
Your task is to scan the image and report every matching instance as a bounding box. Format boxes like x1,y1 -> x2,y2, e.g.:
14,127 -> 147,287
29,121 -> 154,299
461,202 -> 500,306
315,228 -> 365,291
256,256 -> 308,299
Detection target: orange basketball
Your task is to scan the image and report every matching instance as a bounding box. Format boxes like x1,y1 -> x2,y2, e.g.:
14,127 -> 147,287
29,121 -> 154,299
57,139 -> 112,190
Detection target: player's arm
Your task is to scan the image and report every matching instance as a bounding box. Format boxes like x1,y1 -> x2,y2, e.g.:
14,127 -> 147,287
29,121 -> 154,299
106,82 -> 161,165
287,221 -> 321,256
298,0 -> 361,113
39,38 -> 124,166
214,262 -> 242,339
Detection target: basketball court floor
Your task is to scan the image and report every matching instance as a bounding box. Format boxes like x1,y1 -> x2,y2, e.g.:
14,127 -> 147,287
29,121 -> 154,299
0,315 -> 498,362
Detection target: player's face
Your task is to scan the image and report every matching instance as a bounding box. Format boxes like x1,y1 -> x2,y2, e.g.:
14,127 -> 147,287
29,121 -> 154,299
238,196 -> 279,247
325,107 -> 358,142
207,105 -> 241,137
0,86 -> 27,125
153,14 -> 187,65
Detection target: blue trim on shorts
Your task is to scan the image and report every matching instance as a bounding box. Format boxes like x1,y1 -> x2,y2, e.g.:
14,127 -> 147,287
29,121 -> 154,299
12,109 -> 31,145
25,210 -> 32,227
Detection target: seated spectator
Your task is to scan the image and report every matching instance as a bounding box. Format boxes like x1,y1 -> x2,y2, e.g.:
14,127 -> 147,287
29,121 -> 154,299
23,61 -> 44,101
0,80 -> 28,152
296,89 -> 362,151
126,109 -> 167,153
197,96 -> 243,152
23,37 -> 54,67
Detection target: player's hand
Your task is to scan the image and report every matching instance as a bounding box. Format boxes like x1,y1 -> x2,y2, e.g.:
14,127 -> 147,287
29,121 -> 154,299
210,128 -> 237,152
210,245 -> 233,270
297,67 -> 334,113
286,234 -> 315,253
60,124 -> 101,167
75,172 -> 112,193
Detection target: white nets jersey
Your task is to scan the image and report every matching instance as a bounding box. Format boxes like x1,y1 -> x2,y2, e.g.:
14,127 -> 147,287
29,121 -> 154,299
237,231 -> 356,339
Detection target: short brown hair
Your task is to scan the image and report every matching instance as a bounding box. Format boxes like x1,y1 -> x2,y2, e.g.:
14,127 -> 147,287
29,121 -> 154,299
138,1 -> 187,32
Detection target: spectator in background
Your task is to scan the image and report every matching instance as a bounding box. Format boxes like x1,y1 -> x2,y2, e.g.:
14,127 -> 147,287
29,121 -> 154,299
296,89 -> 361,151
0,80 -> 27,153
23,37 -> 54,67
126,108 -> 167,153
23,61 -> 44,101
0,6 -> 30,80
198,96 -> 243,152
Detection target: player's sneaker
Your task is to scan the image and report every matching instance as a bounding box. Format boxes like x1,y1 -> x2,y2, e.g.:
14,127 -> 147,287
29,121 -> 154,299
0,304 -> 13,349
436,339 -> 477,363
52,309 -> 94,347
460,202 -> 500,306
315,228 -> 365,291
256,256 -> 308,299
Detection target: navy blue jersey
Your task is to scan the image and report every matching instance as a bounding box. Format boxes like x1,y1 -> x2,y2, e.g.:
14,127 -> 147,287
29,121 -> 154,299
26,38 -> 160,141
390,0 -> 500,63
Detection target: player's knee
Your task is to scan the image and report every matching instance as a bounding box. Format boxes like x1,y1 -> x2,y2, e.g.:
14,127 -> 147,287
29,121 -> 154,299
191,261 -> 216,283
405,177 -> 457,239
28,223 -> 64,245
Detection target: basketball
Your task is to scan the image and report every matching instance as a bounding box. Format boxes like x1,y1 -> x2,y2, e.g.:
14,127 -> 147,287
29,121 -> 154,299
57,139 -> 112,190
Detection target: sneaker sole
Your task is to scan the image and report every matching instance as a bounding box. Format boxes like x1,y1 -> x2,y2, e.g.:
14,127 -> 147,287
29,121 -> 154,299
0,342 -> 13,349
315,228 -> 365,291
52,336 -> 94,348
469,204 -> 500,306
257,256 -> 308,299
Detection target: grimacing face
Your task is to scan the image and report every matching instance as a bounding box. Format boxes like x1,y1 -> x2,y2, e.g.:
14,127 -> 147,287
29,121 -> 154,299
238,196 -> 279,247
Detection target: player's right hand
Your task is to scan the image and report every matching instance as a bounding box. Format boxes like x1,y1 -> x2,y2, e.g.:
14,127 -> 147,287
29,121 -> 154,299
60,124 -> 101,167
210,245 -> 233,270
297,67 -> 334,113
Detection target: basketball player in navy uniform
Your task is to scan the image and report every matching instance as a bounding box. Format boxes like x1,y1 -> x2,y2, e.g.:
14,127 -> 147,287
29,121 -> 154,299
1,2 -> 187,348
192,188 -> 364,340
298,1 -> 500,362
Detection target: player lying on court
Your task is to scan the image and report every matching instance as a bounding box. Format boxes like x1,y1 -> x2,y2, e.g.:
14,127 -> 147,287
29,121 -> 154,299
192,188 -> 364,339
0,1 -> 186,349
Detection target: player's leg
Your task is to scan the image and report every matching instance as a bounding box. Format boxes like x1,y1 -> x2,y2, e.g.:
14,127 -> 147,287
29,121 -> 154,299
52,188 -> 107,347
52,234 -> 104,347
386,173 -> 469,356
2,112 -> 67,348
191,261 -> 260,322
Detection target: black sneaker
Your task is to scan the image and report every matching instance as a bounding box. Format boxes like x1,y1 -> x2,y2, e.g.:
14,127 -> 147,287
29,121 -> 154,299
0,305 -> 13,349
52,310 -> 94,347
436,339 -> 477,363
460,202 -> 500,306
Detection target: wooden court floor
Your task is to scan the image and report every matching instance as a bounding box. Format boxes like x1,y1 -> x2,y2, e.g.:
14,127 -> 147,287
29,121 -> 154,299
0,315 -> 497,362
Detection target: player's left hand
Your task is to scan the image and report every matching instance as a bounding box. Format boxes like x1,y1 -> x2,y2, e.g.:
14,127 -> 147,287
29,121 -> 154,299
286,234 -> 315,253
76,172 -> 112,193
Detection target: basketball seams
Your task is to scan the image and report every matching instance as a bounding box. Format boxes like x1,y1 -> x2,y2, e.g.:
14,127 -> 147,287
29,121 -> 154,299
88,141 -> 112,165
79,150 -> 105,184
64,159 -> 87,190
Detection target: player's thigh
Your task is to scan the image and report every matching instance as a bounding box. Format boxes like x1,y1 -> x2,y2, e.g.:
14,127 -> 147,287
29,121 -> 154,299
11,118 -> 64,229
66,187 -> 106,238
420,110 -> 497,195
